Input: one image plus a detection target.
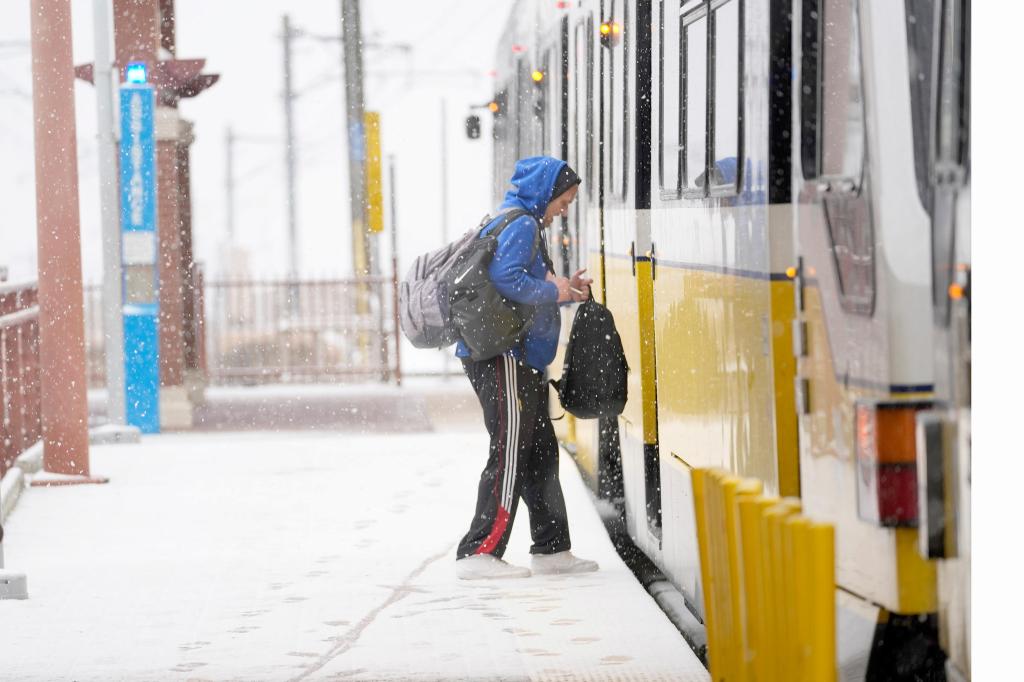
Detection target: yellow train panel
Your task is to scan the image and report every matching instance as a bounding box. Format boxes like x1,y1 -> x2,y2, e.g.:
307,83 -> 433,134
603,255 -> 644,441
652,265 -> 777,489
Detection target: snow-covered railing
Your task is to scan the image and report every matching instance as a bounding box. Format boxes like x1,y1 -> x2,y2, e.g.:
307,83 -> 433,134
83,275 -> 401,388
0,282 -> 42,477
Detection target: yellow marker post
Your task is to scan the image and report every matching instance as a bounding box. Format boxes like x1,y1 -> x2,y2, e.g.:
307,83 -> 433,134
723,477 -> 763,682
808,523 -> 837,682
364,111 -> 384,234
692,469 -> 721,679
763,499 -> 801,681
739,496 -> 776,681
787,516 -> 813,681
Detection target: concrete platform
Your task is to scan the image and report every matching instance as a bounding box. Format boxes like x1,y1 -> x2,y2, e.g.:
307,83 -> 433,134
0,430 -> 708,681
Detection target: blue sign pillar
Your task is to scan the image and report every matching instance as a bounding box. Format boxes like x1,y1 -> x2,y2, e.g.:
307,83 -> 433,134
119,67 -> 160,433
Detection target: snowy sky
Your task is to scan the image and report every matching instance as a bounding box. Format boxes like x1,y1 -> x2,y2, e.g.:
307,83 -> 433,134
0,0 -> 516,284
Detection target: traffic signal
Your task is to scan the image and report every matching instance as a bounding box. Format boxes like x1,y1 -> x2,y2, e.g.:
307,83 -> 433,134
465,115 -> 481,140
600,20 -> 622,48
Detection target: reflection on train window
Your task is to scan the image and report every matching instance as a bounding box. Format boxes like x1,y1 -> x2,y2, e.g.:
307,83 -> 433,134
711,0 -> 740,190
659,0 -> 682,194
609,0 -> 630,199
683,9 -> 708,192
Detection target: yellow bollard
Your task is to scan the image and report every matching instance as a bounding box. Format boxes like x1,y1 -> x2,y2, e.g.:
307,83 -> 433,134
807,523 -> 837,682
763,499 -> 801,681
722,477 -> 763,682
787,516 -> 813,681
708,470 -> 735,681
739,496 -> 776,681
692,469 -> 718,675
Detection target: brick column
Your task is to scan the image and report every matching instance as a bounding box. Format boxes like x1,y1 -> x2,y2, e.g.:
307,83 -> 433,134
29,0 -> 93,477
154,106 -> 192,428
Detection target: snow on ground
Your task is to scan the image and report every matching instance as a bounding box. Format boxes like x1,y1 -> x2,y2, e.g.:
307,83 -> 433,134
0,430 -> 707,681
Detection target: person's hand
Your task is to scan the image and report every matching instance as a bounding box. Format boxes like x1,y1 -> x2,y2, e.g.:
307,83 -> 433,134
552,275 -> 572,303
569,268 -> 593,302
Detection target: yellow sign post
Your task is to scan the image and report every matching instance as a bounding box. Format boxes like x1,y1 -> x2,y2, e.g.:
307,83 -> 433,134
364,111 -> 384,234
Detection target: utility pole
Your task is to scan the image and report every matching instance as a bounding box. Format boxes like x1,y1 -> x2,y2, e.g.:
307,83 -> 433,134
340,0 -> 371,277
225,126 -> 235,242
94,0 -> 125,426
388,155 -> 401,387
282,15 -> 299,280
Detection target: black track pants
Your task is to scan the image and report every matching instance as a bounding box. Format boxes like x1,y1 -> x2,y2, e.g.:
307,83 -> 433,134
457,352 -> 571,560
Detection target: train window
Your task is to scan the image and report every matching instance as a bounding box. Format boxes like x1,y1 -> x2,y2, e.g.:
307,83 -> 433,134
710,0 -> 740,192
515,59 -> 529,160
609,0 -> 630,199
683,8 -> 708,193
539,49 -> 551,156
936,0 -> 969,168
823,0 -> 864,182
904,0 -> 937,210
802,0 -> 865,184
799,0 -> 822,179
492,88 -> 509,200
578,18 -> 595,198
659,0 -> 682,195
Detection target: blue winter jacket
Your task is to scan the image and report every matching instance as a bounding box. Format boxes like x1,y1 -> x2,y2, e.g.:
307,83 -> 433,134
455,156 -> 566,371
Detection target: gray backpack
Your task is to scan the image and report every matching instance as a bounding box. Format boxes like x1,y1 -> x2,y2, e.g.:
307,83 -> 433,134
399,208 -> 539,360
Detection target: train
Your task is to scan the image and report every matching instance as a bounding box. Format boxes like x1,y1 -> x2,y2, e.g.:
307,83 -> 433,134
477,0 -> 971,680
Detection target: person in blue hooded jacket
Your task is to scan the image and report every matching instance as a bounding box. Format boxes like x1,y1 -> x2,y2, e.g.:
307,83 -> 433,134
455,156 -> 599,580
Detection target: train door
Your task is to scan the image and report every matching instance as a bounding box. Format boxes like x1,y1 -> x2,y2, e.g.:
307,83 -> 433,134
596,0 -> 656,550
555,10 -> 609,487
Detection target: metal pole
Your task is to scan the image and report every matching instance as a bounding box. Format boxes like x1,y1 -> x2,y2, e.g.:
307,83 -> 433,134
282,15 -> 298,281
94,0 -> 125,426
389,155 -> 401,387
440,99 -> 450,379
226,126 -> 235,242
30,0 -> 93,476
341,0 -> 368,277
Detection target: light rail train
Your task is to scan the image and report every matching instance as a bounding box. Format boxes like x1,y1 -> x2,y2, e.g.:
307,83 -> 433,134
481,0 -> 971,679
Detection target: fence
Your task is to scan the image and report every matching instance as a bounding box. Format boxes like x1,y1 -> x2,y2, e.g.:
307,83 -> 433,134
1,283 -> 41,477
84,274 -> 400,388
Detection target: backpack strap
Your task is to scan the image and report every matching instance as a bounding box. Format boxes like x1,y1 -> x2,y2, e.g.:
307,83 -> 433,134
485,208 -> 543,268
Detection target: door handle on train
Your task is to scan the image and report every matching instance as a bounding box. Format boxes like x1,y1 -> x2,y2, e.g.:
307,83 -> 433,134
650,242 -> 657,280
630,241 -> 636,277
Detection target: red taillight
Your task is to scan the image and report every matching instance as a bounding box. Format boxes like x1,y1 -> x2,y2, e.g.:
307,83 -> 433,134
855,401 -> 932,527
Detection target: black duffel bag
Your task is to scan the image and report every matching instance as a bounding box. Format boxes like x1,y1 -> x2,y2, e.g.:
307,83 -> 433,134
550,299 -> 629,418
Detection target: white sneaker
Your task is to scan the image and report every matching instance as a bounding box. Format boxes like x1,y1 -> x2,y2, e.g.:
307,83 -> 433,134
530,551 -> 599,575
456,554 -> 531,580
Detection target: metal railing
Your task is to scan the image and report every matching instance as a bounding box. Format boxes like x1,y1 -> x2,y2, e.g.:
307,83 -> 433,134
0,283 -> 41,476
84,275 -> 401,388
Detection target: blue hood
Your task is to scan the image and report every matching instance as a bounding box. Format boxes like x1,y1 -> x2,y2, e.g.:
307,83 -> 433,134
499,156 -> 568,221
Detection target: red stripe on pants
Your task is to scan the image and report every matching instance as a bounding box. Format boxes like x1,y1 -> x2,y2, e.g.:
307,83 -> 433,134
475,505 -> 511,555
